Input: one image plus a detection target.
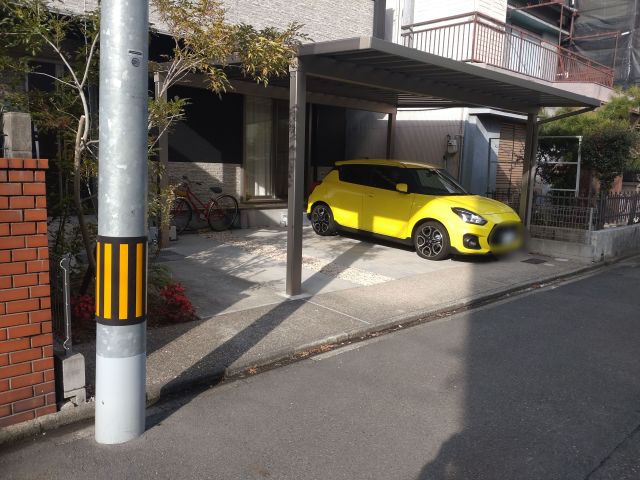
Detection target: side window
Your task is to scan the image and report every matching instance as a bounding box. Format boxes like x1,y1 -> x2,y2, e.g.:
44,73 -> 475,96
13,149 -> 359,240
370,166 -> 409,191
339,165 -> 370,186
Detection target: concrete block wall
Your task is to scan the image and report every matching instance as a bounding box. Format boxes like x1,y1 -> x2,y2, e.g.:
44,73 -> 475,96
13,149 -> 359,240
1,113 -> 33,159
0,158 -> 56,428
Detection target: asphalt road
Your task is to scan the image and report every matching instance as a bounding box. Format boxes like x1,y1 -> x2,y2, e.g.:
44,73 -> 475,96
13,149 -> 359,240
1,259 -> 639,480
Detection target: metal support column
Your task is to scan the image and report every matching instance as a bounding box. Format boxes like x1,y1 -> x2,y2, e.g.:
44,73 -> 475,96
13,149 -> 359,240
286,59 -> 307,297
386,112 -> 396,159
95,0 -> 149,444
519,111 -> 540,227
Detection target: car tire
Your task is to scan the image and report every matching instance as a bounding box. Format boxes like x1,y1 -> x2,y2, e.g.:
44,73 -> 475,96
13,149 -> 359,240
413,220 -> 450,260
310,203 -> 337,236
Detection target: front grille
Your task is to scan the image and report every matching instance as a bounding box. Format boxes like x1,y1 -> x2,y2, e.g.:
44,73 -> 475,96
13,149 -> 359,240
488,223 -> 522,246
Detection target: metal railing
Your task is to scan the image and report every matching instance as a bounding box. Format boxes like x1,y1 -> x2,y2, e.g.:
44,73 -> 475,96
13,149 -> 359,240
597,192 -> 640,228
528,191 -> 640,243
486,189 -> 521,212
401,12 -> 614,87
50,253 -> 73,353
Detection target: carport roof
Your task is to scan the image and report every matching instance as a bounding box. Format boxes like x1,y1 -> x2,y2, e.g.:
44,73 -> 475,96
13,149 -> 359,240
296,36 -> 603,113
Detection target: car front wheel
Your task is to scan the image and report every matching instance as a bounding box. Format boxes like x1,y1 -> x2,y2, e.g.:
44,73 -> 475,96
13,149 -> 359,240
413,221 -> 450,260
310,203 -> 337,236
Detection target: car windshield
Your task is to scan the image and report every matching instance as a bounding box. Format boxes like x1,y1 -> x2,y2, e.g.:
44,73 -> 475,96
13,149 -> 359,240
411,168 -> 468,195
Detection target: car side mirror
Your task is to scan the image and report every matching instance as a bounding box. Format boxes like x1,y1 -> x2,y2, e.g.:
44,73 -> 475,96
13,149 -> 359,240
395,183 -> 408,193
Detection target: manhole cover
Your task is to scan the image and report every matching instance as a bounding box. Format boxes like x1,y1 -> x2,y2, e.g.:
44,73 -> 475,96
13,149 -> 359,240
521,258 -> 546,265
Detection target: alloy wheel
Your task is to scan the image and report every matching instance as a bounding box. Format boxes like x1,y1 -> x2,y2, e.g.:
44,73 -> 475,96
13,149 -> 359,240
312,206 -> 331,234
416,224 -> 444,258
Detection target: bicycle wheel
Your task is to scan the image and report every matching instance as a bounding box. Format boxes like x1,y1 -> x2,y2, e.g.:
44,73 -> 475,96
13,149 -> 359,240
207,194 -> 239,231
171,198 -> 192,234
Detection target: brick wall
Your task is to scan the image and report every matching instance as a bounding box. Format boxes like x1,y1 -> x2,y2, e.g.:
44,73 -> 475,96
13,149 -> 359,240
0,158 -> 56,428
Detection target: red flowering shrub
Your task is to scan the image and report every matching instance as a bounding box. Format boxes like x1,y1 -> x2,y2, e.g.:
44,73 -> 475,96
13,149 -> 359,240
71,294 -> 95,323
153,282 -> 196,323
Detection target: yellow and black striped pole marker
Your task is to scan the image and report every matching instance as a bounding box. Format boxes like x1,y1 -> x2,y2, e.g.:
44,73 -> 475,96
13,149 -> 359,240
95,236 -> 147,326
95,0 -> 149,445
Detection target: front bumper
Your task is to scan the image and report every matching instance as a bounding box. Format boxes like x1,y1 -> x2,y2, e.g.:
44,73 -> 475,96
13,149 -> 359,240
450,214 -> 523,255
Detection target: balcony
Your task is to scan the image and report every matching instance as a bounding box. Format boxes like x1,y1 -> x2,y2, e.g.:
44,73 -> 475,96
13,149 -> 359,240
401,12 -> 614,88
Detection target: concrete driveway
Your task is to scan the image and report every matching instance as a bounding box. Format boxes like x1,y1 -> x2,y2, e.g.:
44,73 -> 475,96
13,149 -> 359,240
158,226 -> 586,320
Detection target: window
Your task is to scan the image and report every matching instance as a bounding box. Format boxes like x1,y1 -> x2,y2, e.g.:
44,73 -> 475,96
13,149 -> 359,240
411,168 -> 468,195
370,166 -> 410,191
167,86 -> 243,164
339,165 -> 371,186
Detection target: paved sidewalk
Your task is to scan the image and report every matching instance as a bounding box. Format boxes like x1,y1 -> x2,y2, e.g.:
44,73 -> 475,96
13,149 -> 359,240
1,226 -> 600,442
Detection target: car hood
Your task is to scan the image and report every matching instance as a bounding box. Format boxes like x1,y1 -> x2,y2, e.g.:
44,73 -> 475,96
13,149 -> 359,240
445,195 -> 515,215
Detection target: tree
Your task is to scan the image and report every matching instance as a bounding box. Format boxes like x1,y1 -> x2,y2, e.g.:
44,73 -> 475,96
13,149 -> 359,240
0,0 -> 305,264
0,0 -> 100,269
540,88 -> 640,192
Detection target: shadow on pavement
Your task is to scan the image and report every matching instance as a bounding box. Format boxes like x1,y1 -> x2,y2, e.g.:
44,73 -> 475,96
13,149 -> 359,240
146,241 -> 378,430
416,263 -> 640,479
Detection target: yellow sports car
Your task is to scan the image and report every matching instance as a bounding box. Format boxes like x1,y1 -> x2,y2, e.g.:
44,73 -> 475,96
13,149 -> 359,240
307,159 -> 523,260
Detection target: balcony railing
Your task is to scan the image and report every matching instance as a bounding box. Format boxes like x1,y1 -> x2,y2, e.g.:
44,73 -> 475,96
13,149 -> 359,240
401,12 -> 614,88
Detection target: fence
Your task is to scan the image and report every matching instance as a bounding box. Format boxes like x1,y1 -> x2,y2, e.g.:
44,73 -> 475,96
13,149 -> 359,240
401,12 -> 614,87
597,192 -> 640,228
50,253 -> 73,353
528,191 -> 640,243
486,189 -> 521,212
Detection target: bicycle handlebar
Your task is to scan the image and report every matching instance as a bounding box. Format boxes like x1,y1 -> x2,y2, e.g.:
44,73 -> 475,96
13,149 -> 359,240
180,175 -> 202,186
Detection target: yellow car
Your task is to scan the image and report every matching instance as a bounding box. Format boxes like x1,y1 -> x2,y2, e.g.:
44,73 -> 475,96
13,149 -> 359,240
307,159 -> 523,260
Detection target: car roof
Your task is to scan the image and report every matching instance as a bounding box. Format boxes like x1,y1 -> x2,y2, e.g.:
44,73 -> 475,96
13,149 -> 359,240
334,159 -> 439,169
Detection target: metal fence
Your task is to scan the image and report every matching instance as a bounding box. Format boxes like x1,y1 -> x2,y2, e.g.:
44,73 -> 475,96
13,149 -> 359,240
401,12 -> 614,87
528,191 -> 640,244
486,189 -> 521,213
50,253 -> 73,353
597,192 -> 640,228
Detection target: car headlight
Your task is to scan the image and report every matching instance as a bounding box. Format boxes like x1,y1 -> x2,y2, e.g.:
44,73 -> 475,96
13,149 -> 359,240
452,208 -> 487,225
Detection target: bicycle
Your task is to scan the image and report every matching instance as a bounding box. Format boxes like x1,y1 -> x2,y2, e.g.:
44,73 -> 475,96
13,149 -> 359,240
171,175 -> 239,233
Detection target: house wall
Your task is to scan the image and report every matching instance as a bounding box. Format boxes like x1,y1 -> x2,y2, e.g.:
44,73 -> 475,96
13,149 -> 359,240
58,0 -> 375,41
460,114 -> 502,194
393,108 -> 465,172
0,158 -> 56,429
413,0 -> 507,24
166,162 -> 242,205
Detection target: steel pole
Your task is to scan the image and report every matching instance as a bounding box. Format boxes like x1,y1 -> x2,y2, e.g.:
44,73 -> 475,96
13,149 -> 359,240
96,0 -> 149,444
285,58 -> 306,297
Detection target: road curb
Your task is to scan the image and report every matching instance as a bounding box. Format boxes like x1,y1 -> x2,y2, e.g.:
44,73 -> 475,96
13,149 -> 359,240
2,255 -> 631,447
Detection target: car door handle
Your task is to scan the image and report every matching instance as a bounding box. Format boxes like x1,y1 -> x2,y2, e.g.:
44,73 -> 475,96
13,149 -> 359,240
367,193 -> 374,197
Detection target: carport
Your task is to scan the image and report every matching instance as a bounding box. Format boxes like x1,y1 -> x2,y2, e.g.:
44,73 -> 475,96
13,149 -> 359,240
285,36 -> 602,296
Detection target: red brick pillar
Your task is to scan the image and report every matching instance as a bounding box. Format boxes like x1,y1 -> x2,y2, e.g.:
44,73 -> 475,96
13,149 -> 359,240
0,158 -> 56,428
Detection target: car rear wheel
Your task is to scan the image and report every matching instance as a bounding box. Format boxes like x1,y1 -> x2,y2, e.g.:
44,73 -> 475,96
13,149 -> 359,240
413,221 -> 450,260
310,203 -> 337,236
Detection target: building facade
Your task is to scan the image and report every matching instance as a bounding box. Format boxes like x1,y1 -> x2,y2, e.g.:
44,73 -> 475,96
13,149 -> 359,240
14,0 -> 613,222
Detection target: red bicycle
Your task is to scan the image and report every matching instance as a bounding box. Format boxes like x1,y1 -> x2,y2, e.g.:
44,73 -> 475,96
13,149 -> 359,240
171,176 -> 239,233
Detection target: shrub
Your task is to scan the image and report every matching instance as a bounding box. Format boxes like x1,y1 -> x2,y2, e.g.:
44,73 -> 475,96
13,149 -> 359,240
71,294 -> 95,324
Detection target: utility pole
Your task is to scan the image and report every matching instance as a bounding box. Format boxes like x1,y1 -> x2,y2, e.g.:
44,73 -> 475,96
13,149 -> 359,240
95,0 -> 149,444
